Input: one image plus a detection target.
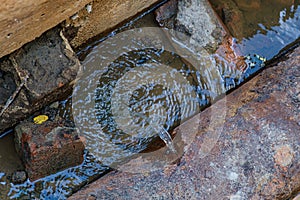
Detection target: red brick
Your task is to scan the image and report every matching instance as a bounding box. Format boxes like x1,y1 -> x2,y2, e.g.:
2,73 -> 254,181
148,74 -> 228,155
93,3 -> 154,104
15,118 -> 85,181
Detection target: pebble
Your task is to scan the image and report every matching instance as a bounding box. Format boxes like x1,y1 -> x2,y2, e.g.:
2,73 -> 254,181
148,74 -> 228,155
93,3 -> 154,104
274,145 -> 294,167
11,171 -> 27,184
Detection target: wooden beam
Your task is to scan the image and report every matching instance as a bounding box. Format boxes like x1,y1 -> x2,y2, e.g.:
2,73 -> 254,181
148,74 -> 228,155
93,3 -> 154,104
0,0 -> 163,59
0,0 -> 92,58
63,0 -> 163,50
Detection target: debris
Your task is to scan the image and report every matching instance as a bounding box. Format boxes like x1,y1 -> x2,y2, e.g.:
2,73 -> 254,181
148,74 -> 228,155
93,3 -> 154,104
33,115 -> 49,124
0,66 -> 29,117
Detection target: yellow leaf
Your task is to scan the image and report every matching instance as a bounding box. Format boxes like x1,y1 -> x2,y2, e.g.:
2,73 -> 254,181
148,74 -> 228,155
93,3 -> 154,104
33,115 -> 49,124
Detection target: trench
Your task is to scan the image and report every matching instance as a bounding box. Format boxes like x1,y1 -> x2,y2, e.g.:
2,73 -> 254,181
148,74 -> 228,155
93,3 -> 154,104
0,1 -> 300,199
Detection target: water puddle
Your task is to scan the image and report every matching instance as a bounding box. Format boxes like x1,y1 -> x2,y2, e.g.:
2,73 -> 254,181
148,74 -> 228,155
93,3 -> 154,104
211,0 -> 300,59
7,151 -> 109,199
0,1 -> 300,199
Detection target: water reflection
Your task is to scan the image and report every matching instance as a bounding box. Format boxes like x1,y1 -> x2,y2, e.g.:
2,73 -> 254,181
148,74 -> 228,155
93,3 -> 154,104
239,4 -> 300,59
94,48 -> 203,154
0,2 -> 299,199
0,134 -> 24,199
8,151 -> 109,199
72,26 -> 222,171
211,0 -> 300,59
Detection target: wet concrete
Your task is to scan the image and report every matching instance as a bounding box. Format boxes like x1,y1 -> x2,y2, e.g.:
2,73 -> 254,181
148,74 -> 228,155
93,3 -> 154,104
155,0 -> 228,55
176,0 -> 227,53
69,45 -> 300,199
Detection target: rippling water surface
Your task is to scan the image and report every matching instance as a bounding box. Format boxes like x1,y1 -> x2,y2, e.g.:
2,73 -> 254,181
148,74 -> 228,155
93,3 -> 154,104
1,1 -> 300,199
223,1 -> 300,59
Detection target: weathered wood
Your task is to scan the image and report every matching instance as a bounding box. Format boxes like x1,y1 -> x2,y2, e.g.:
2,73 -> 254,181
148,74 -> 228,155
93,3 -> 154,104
0,0 -> 92,58
63,0 -> 163,49
0,0 -> 163,59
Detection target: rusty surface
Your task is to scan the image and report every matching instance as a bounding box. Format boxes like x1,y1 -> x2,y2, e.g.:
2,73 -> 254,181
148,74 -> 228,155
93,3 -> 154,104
69,44 -> 300,199
15,111 -> 85,181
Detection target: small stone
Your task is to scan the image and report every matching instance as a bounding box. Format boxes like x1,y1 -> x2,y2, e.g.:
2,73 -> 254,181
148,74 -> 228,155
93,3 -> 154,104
49,101 -> 59,109
204,169 -> 213,179
274,145 -> 294,167
11,171 -> 27,184
293,194 -> 300,200
229,194 -> 242,200
154,0 -> 178,29
87,193 -> 97,200
228,171 -> 239,181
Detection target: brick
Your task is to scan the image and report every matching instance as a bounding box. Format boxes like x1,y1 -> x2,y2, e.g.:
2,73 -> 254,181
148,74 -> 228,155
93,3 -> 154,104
15,117 -> 85,181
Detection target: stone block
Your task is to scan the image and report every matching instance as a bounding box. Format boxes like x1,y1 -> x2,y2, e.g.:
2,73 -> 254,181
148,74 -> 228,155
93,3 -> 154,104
15,117 -> 85,181
154,0 -> 253,93
0,27 -> 80,134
